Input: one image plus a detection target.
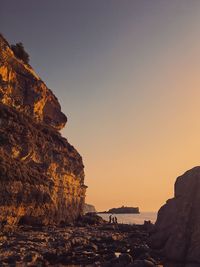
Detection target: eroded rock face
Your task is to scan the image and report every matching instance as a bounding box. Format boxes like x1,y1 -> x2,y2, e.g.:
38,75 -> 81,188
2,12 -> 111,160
0,34 -> 67,130
151,167 -> 200,265
0,34 -> 86,225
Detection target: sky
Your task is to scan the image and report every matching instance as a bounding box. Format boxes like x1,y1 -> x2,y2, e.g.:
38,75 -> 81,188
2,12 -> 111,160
1,0 -> 200,211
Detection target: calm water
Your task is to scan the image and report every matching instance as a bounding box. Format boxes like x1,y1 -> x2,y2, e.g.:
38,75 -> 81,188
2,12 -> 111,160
98,212 -> 157,224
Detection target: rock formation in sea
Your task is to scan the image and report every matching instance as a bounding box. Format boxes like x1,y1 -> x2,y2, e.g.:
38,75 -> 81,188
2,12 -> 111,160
83,203 -> 96,214
107,206 -> 139,214
151,167 -> 200,265
0,34 -> 87,225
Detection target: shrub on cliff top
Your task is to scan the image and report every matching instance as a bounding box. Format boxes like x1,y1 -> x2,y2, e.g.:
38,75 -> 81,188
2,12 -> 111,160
11,42 -> 30,64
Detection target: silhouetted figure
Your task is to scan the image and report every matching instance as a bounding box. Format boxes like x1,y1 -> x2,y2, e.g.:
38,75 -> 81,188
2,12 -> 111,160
114,216 -> 118,224
109,215 -> 112,224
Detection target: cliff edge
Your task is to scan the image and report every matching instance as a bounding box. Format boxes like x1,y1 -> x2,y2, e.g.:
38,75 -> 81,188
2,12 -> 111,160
0,34 -> 86,225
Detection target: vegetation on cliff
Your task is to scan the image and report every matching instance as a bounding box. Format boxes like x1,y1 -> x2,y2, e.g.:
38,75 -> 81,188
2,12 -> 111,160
11,42 -> 30,64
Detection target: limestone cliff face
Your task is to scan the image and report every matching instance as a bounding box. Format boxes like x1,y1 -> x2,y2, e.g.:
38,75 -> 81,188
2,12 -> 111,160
0,34 -> 86,225
0,34 -> 67,130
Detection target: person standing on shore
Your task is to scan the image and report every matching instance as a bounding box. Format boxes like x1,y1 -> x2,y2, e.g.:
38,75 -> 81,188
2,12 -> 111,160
109,214 -> 112,224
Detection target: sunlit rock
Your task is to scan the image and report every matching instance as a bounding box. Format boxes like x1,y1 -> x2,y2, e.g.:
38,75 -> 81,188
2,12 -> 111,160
0,33 -> 67,130
0,34 -> 86,225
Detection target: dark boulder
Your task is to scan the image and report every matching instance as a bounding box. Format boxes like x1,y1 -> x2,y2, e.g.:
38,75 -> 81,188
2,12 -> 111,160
150,167 -> 200,264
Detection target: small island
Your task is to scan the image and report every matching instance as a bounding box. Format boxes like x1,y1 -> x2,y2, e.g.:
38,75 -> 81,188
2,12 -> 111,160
100,206 -> 140,214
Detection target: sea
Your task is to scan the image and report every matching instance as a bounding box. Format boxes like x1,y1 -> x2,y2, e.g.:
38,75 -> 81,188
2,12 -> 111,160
98,211 -> 157,225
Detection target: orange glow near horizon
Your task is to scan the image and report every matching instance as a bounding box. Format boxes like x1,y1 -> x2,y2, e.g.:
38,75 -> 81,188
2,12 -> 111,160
63,4 -> 200,212
4,1 -> 199,212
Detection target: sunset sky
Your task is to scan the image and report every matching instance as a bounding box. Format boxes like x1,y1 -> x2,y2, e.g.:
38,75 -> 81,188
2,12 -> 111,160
1,1 -> 200,211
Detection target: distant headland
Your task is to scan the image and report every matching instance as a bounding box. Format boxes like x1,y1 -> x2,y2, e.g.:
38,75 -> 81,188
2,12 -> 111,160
99,206 -> 140,214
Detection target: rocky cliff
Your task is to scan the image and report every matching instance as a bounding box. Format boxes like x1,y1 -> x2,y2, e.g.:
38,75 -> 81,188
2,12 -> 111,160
151,167 -> 200,266
0,34 -> 86,225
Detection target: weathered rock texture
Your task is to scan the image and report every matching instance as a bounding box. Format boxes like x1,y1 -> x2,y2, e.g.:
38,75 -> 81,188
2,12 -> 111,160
151,167 -> 200,265
0,34 -> 67,130
0,34 -> 86,225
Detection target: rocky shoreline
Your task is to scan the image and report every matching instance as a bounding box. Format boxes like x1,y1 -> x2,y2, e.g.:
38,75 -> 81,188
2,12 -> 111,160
0,214 -> 162,267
